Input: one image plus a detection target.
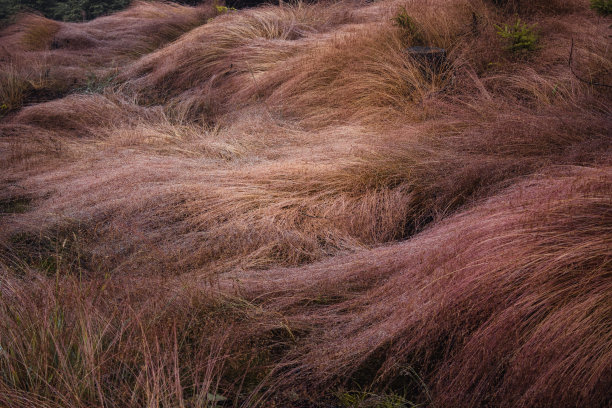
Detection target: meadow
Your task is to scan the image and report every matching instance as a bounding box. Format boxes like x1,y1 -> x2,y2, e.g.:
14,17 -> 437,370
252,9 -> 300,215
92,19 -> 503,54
0,0 -> 610,406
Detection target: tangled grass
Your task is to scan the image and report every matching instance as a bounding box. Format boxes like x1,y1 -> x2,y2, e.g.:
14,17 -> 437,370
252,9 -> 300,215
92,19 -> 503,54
0,0 -> 610,406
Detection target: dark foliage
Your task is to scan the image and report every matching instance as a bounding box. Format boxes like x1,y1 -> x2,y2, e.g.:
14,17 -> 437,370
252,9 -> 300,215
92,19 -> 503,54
0,0 -> 277,24
0,0 -> 130,22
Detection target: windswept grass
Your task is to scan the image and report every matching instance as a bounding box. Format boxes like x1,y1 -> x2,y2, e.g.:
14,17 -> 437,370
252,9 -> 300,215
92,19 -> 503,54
17,14 -> 61,51
0,0 -> 610,406
245,166 -> 612,407
0,1 -> 216,112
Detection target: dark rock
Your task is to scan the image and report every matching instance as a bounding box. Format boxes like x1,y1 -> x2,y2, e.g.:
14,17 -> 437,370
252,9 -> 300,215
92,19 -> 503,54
405,46 -> 447,73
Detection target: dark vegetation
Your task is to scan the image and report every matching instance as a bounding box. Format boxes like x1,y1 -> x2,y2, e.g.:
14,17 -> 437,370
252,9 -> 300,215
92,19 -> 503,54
591,0 -> 612,15
0,0 -> 131,22
0,0 -> 274,24
0,0 -> 611,406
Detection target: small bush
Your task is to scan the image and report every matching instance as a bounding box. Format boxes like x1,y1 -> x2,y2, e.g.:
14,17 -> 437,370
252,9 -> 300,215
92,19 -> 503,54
392,7 -> 425,45
208,5 -> 237,22
590,0 -> 612,15
495,18 -> 538,52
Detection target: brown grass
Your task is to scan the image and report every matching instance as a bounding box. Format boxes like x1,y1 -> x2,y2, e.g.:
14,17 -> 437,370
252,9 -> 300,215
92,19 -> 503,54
0,0 -> 610,406
245,165 -> 612,407
0,1 -> 216,113
16,14 -> 61,51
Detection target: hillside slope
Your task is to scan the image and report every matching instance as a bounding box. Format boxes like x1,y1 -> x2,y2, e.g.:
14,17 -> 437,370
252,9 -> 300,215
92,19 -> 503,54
0,0 -> 611,406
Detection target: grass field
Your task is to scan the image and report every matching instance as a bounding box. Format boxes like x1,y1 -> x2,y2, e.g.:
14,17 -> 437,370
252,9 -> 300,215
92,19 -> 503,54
0,0 -> 611,406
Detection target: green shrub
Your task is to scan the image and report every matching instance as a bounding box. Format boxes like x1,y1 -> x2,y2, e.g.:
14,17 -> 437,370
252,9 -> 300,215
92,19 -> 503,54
495,18 -> 538,53
590,0 -> 612,15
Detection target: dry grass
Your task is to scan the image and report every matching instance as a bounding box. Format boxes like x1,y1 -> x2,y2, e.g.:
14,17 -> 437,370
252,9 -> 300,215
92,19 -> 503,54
0,64 -> 31,112
16,14 -> 61,51
240,165 -> 612,407
0,271 -> 253,407
0,0 -> 611,406
0,1 -> 216,113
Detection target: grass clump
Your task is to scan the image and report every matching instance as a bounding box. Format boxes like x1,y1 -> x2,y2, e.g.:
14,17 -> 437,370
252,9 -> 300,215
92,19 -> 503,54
78,71 -> 118,94
7,227 -> 90,277
392,7 -> 425,45
0,197 -> 31,214
495,18 -> 538,52
20,17 -> 61,51
0,66 -> 31,113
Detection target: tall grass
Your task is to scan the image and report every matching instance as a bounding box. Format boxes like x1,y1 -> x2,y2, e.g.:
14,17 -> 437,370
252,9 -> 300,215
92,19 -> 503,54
0,271 -> 250,407
0,1 -> 216,112
0,0 -> 610,406
248,166 -> 612,406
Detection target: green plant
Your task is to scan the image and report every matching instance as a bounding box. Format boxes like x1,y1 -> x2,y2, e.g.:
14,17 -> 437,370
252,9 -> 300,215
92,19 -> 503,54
495,18 -> 538,52
215,5 -> 236,14
79,71 -> 117,94
208,5 -> 237,22
8,226 -> 88,277
590,0 -> 612,15
392,7 -> 425,45
338,390 -> 369,407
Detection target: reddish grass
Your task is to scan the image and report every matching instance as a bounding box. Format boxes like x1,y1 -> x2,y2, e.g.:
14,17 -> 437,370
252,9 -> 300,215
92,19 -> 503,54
244,166 -> 612,406
0,1 -> 216,112
0,0 -> 610,406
